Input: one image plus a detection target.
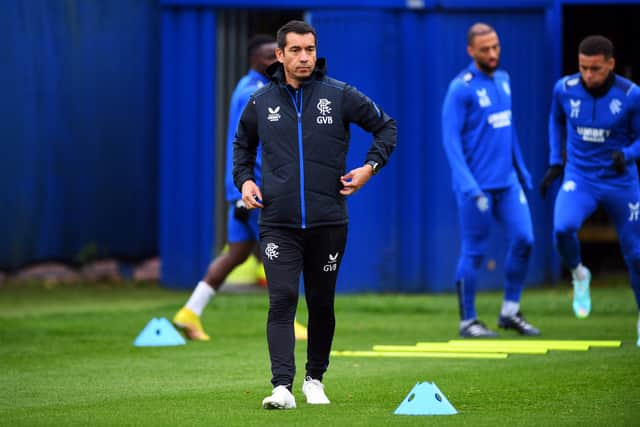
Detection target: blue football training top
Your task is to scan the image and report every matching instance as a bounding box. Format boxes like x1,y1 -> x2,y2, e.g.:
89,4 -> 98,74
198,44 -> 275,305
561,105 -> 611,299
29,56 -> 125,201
225,69 -> 269,202
442,62 -> 530,198
549,73 -> 640,187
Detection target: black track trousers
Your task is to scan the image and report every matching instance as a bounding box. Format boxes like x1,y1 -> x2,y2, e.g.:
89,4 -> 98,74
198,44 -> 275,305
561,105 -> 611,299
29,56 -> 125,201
260,224 -> 348,387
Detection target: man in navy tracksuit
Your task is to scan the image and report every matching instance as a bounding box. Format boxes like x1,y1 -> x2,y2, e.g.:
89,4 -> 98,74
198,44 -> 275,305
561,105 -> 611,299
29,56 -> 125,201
233,20 -> 397,409
540,35 -> 640,345
442,23 -> 540,338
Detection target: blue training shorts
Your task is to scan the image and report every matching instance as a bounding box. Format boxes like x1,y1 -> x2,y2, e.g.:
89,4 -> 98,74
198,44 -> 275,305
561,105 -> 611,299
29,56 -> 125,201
227,203 -> 260,243
554,173 -> 640,257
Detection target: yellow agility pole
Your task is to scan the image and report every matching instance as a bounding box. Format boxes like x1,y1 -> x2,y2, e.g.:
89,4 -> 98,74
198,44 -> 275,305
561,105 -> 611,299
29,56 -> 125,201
374,344 -> 547,355
447,340 -> 621,348
443,340 -> 590,351
330,350 -> 508,359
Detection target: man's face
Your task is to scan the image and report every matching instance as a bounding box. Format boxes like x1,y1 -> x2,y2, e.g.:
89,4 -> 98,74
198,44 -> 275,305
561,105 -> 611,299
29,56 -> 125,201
579,53 -> 614,89
254,42 -> 277,75
276,32 -> 316,84
467,32 -> 500,73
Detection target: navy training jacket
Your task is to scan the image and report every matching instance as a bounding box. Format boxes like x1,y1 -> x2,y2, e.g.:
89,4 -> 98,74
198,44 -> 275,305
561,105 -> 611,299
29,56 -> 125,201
233,59 -> 397,229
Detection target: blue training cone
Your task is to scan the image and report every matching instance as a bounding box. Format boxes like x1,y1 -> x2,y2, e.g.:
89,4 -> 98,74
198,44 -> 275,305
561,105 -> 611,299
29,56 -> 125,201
394,382 -> 457,416
134,317 -> 186,347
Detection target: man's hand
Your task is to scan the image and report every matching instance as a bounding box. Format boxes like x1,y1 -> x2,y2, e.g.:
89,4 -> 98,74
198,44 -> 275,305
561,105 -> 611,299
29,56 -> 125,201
612,151 -> 626,174
241,180 -> 264,209
340,165 -> 374,195
540,164 -> 563,199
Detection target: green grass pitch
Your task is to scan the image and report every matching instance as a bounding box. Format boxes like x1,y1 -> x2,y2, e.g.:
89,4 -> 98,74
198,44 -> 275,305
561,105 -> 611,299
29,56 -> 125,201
1,278 -> 639,426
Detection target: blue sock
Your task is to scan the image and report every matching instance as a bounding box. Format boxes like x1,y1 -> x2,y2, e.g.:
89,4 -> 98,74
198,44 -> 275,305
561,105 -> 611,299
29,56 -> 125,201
627,261 -> 640,311
555,230 -> 581,270
504,238 -> 532,302
455,254 -> 483,321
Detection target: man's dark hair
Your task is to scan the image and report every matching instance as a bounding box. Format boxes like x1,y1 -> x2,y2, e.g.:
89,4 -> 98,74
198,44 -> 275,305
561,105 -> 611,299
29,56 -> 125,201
276,20 -> 317,50
248,34 -> 276,58
467,22 -> 496,46
578,35 -> 614,59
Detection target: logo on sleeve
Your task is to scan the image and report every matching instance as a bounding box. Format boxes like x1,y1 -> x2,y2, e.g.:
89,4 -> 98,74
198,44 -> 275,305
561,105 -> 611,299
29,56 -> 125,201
570,99 -> 581,118
610,99 -> 622,115
267,106 -> 281,122
316,98 -> 333,124
476,89 -> 491,107
562,180 -> 576,192
502,82 -> 511,96
629,202 -> 639,222
566,78 -> 579,87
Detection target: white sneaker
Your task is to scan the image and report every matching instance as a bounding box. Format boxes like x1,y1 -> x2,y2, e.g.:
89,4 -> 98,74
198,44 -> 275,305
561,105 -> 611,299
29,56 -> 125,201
302,377 -> 330,404
262,385 -> 296,410
572,266 -> 591,319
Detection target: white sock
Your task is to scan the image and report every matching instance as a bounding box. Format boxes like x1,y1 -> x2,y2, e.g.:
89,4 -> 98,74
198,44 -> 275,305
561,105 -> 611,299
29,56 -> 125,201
185,281 -> 215,316
571,263 -> 589,281
501,300 -> 520,317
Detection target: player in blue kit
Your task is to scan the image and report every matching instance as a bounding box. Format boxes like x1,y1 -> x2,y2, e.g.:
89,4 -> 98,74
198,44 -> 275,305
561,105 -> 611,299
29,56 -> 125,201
540,35 -> 640,345
173,35 -> 307,341
442,23 -> 540,338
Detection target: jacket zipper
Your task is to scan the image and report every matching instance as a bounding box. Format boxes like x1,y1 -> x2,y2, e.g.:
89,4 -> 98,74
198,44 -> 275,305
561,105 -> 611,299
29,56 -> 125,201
288,87 -> 306,228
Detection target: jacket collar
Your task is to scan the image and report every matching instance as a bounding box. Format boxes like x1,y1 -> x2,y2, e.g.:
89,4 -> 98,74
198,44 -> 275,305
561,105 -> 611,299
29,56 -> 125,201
267,58 -> 327,87
581,72 -> 615,99
467,61 -> 498,79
